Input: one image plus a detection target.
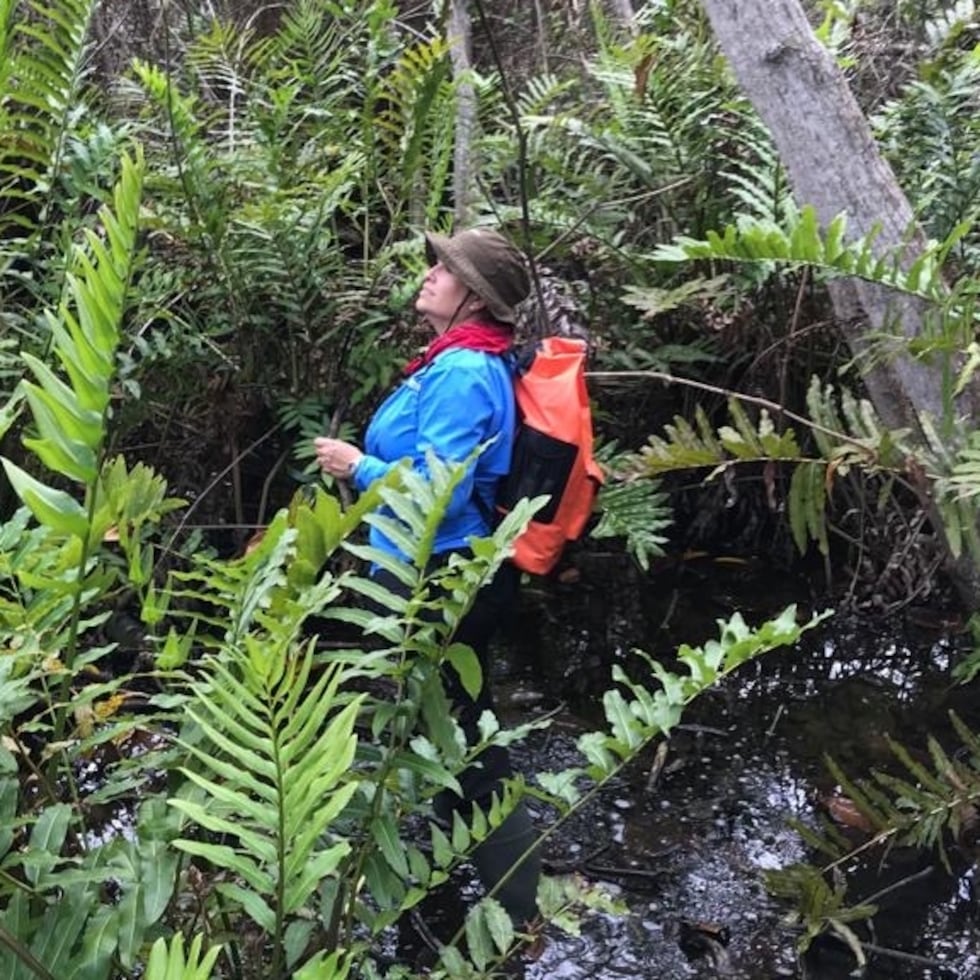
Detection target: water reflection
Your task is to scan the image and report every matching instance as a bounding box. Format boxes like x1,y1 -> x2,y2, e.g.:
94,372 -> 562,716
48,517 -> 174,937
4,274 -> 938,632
502,561 -> 980,979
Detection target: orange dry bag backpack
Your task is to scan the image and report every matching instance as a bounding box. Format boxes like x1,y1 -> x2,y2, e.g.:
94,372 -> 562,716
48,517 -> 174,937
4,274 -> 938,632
496,336 -> 604,575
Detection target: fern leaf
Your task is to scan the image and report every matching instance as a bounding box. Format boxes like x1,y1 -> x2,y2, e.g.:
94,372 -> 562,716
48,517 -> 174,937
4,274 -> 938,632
146,933 -> 222,980
950,711 -> 980,764
592,478 -> 672,570
653,205 -> 950,301
172,645 -> 363,934
885,735 -> 953,798
0,0 -> 98,241
3,149 -> 143,540
824,756 -> 890,831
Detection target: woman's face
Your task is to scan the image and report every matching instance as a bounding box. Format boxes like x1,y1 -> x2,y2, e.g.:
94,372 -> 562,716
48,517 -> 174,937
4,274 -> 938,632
416,262 -> 479,334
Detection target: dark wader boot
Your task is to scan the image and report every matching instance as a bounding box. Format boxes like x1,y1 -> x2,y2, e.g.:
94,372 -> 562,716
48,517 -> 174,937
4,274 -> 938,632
377,559 -> 541,925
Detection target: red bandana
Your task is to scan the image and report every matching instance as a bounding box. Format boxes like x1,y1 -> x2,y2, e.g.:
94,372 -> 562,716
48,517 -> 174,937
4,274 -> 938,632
403,319 -> 513,375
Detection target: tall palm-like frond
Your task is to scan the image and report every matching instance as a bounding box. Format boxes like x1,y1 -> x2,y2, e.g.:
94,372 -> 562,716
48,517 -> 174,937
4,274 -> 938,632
0,0 -> 99,244
375,36 -> 454,227
167,460 -> 541,975
0,145 -> 204,980
2,145 -> 144,564
0,0 -> 110,407
719,118 -> 794,226
126,0 -> 458,427
873,50 -> 980,269
473,0 -> 766,294
173,638 -> 362,978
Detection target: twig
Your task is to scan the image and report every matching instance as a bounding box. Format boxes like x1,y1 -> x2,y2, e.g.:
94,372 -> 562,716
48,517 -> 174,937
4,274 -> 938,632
526,699 -> 568,728
546,839 -> 681,880
675,723 -> 730,738
409,907 -> 445,954
765,703 -> 785,737
657,587 -> 679,631
777,267 -> 810,422
860,865 -> 935,908
328,402 -> 354,509
858,940 -> 950,970
230,433 -> 244,537
645,739 -> 669,793
544,840 -> 612,875
585,857 -> 675,882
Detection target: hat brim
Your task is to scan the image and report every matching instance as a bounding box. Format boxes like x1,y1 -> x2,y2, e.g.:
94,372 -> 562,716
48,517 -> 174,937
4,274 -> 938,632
424,232 -> 518,323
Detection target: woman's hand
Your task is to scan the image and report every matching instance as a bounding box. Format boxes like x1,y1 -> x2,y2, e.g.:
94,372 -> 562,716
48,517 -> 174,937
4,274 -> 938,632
314,437 -> 363,479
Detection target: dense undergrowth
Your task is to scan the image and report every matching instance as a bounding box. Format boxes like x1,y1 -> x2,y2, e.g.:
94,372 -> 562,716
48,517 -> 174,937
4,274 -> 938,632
2,0 -> 980,975
0,142 -> 816,976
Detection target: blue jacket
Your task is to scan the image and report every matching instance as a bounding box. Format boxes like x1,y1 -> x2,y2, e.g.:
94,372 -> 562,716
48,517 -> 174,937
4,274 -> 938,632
352,347 -> 515,561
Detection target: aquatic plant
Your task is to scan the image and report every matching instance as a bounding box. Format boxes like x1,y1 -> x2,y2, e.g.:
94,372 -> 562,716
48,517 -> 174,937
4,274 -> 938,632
765,711 -> 980,971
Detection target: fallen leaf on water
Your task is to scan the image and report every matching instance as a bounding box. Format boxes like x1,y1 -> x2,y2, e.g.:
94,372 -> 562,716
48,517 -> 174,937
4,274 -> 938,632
821,792 -> 875,833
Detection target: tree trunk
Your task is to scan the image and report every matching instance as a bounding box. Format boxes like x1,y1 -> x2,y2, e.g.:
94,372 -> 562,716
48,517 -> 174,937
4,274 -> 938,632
448,0 -> 476,226
607,0 -> 637,35
699,0 -> 980,606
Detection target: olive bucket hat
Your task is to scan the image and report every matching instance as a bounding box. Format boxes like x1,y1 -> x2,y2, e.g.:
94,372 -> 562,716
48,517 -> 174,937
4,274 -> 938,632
425,228 -> 530,324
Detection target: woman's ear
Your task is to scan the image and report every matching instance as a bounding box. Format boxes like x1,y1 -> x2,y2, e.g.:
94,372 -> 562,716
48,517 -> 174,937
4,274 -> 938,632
468,295 -> 487,313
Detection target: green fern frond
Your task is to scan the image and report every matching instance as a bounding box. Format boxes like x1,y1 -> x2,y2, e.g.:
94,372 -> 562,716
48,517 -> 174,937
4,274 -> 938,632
638,401 -> 803,478
375,37 -> 452,190
943,443 -> 980,501
482,9 -> 750,247
130,60 -> 224,227
0,0 -> 98,240
183,17 -> 253,140
145,933 -> 222,980
631,381 -> 909,556
537,605 -> 826,803
172,639 -> 362,944
164,499 -> 392,970
788,462 -> 828,556
763,862 -> 875,960
874,47 -> 980,262
719,119 -> 793,225
2,147 -> 144,541
767,712 -> 980,966
248,0 -> 330,64
592,478 -> 672,571
364,452 -> 470,574
517,72 -> 576,117
804,377 -> 906,467
620,275 -> 731,320
653,205 -> 956,302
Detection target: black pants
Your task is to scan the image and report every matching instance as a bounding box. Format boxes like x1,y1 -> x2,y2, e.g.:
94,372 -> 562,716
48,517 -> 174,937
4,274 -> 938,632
373,557 -> 520,814
372,556 -> 540,924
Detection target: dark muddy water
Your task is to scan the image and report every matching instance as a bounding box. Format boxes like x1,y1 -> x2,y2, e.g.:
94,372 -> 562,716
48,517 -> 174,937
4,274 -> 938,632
485,553 -> 980,980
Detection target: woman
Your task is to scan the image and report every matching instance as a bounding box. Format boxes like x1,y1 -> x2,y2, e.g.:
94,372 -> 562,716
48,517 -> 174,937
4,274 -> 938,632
314,227 -> 540,927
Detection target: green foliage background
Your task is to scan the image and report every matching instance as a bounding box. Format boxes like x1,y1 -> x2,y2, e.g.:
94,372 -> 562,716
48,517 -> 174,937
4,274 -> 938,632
2,0 -> 980,975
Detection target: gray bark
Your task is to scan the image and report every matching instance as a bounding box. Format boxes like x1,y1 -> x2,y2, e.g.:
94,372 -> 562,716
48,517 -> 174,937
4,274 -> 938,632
607,0 -> 637,35
700,0 -> 980,605
699,0 -> 977,432
448,0 -> 476,226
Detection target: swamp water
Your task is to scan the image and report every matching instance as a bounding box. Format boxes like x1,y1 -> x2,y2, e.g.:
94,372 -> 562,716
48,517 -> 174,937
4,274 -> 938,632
72,551 -> 980,978
450,553 -> 980,980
